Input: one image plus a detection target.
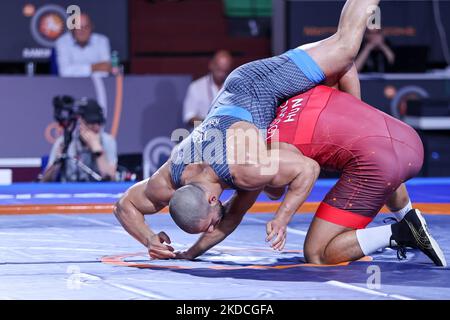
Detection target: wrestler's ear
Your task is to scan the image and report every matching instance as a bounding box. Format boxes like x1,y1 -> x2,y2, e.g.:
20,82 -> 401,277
208,195 -> 218,205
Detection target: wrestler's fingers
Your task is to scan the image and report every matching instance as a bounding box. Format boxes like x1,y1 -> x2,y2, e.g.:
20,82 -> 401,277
271,230 -> 285,248
149,247 -> 176,259
165,244 -> 175,252
274,237 -> 286,251
266,222 -> 272,237
151,241 -> 174,252
158,231 -> 172,244
266,228 -> 278,242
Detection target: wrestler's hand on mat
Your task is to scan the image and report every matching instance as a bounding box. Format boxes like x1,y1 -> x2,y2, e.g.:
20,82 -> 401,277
266,218 -> 288,251
147,231 -> 176,259
173,251 -> 195,260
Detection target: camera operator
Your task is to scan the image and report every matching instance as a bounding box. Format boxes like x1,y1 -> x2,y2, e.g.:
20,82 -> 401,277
42,99 -> 117,182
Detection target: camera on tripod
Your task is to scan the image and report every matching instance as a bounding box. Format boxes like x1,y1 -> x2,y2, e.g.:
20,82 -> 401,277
51,95 -> 105,182
53,95 -> 87,129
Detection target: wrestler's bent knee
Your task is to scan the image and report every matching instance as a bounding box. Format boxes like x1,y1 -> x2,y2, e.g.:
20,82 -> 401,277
304,243 -> 326,265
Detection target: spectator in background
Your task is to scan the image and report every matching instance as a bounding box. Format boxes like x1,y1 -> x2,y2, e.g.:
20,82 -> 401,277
355,29 -> 395,73
55,13 -> 112,77
42,100 -> 117,182
183,50 -> 233,129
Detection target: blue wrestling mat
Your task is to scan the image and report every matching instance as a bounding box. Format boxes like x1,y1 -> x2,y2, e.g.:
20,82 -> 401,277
0,178 -> 449,299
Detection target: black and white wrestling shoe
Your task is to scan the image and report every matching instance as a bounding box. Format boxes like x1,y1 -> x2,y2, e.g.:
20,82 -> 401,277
390,209 -> 447,267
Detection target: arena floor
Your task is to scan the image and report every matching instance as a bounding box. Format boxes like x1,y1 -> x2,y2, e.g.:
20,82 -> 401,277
0,179 -> 449,300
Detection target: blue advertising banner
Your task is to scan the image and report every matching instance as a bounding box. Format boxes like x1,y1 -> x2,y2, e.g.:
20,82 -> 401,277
0,0 -> 128,61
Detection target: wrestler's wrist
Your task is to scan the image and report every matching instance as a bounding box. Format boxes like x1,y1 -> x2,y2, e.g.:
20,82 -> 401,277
185,248 -> 198,259
145,232 -> 156,247
275,213 -> 291,224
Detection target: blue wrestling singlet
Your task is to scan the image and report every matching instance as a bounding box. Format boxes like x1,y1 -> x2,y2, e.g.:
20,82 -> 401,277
170,48 -> 325,188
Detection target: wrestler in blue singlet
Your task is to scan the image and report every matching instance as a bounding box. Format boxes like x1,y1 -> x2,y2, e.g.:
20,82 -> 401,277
170,48 -> 325,188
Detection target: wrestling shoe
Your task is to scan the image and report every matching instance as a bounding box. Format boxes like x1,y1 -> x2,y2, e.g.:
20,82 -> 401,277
390,209 -> 447,267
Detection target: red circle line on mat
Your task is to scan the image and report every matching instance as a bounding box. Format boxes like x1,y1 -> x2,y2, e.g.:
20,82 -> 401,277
101,248 -> 373,270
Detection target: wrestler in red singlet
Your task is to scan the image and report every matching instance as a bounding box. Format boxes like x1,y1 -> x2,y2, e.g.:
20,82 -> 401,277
267,85 -> 424,229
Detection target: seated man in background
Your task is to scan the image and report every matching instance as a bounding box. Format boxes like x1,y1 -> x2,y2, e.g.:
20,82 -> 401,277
183,50 -> 233,130
355,29 -> 395,73
42,100 -> 117,182
56,12 -> 112,77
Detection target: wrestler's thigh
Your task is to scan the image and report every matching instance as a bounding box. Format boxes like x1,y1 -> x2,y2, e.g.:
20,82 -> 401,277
300,35 -> 353,85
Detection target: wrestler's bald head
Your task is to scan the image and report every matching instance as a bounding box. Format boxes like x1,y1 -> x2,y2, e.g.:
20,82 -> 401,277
169,184 -> 223,234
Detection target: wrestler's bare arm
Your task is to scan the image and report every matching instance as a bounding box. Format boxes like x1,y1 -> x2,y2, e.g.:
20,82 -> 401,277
338,63 -> 361,99
235,145 -> 320,221
268,148 -> 320,224
114,163 -> 176,259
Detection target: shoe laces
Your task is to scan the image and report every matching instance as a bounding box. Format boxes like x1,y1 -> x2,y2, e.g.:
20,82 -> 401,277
396,246 -> 407,260
390,238 -> 407,260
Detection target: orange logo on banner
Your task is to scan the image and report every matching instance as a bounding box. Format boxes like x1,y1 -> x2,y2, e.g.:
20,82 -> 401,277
44,122 -> 63,144
38,13 -> 65,41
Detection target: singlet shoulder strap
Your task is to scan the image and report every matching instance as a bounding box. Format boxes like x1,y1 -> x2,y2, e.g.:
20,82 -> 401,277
169,106 -> 254,190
